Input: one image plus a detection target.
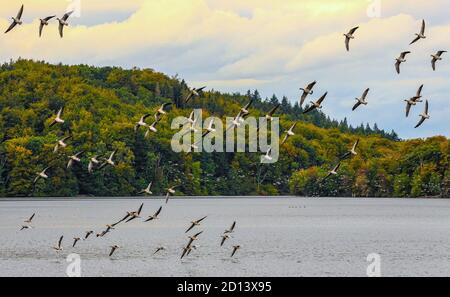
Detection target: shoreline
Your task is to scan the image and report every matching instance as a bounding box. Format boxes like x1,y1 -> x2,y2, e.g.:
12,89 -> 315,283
0,195 -> 447,202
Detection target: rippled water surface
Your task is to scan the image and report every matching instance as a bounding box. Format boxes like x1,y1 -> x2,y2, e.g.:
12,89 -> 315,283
1,197 -> 450,277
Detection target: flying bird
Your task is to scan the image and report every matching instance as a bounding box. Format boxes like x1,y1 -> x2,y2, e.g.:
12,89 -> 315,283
88,155 -> 101,173
52,236 -> 64,252
224,221 -> 236,234
5,5 -> 24,34
265,104 -> 280,121
34,166 -> 51,184
341,139 -> 359,160
155,103 -> 172,120
185,86 -> 206,103
220,234 -> 230,247
323,163 -> 341,181
39,16 -> 56,37
84,231 -> 94,240
144,206 -> 162,222
281,122 -> 297,145
405,85 -> 424,117
410,19 -> 426,45
134,114 -> 151,132
99,150 -> 117,170
57,11 -> 73,38
154,246 -> 165,255
240,99 -> 253,117
352,88 -> 370,111
49,108 -> 65,127
20,225 -> 32,231
231,245 -> 241,257
186,231 -> 204,248
54,136 -> 71,153
165,186 -> 178,204
344,26 -> 359,51
72,237 -> 81,248
109,245 -> 120,257
138,181 -> 153,195
414,100 -> 430,128
262,147 -> 273,162
67,151 -> 84,169
299,81 -> 317,106
24,213 -> 35,224
144,121 -> 159,137
201,118 -> 216,138
395,51 -> 411,74
303,92 -> 328,114
185,216 -> 207,233
431,51 -> 447,71
115,203 -> 144,225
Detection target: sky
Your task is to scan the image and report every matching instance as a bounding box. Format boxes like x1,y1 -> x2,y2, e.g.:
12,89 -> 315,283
0,0 -> 449,139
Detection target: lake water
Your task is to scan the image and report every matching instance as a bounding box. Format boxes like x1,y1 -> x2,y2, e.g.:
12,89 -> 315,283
0,197 -> 450,277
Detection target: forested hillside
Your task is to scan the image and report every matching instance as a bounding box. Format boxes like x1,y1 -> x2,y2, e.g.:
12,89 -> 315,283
0,59 -> 448,197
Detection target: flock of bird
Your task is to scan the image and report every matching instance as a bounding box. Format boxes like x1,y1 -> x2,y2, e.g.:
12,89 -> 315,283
4,4 -> 73,38
343,20 -> 444,129
4,5 -> 447,264
20,205 -> 241,259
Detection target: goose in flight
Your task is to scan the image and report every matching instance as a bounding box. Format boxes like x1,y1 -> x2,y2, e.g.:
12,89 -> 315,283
72,237 -> 81,248
67,151 -> 84,169
155,103 -> 172,120
323,163 -> 341,181
240,99 -> 253,117
49,108 -> 65,127
181,245 -> 194,259
220,234 -> 230,247
144,206 -> 162,222
117,203 -> 144,224
405,85 -> 424,117
54,136 -> 71,153
395,51 -> 411,74
224,221 -> 236,234
134,114 -> 152,132
410,20 -> 426,45
201,118 -> 216,138
262,147 -> 273,162
265,104 -> 280,121
109,245 -> 120,257
5,5 -> 24,34
84,230 -> 94,240
88,155 -> 101,174
52,236 -> 64,252
341,139 -> 359,160
39,16 -> 56,37
186,231 -> 204,249
300,81 -> 317,106
431,51 -> 447,71
20,225 -> 32,231
352,88 -> 370,111
231,245 -> 241,257
303,92 -> 328,114
57,11 -> 73,38
144,121 -> 159,138
34,166 -> 51,184
185,86 -> 206,103
344,26 -> 359,51
138,181 -> 153,195
165,185 -> 179,204
24,213 -> 35,224
154,246 -> 165,255
99,150 -> 117,170
185,216 -> 207,233
281,122 -> 297,145
414,100 -> 430,128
